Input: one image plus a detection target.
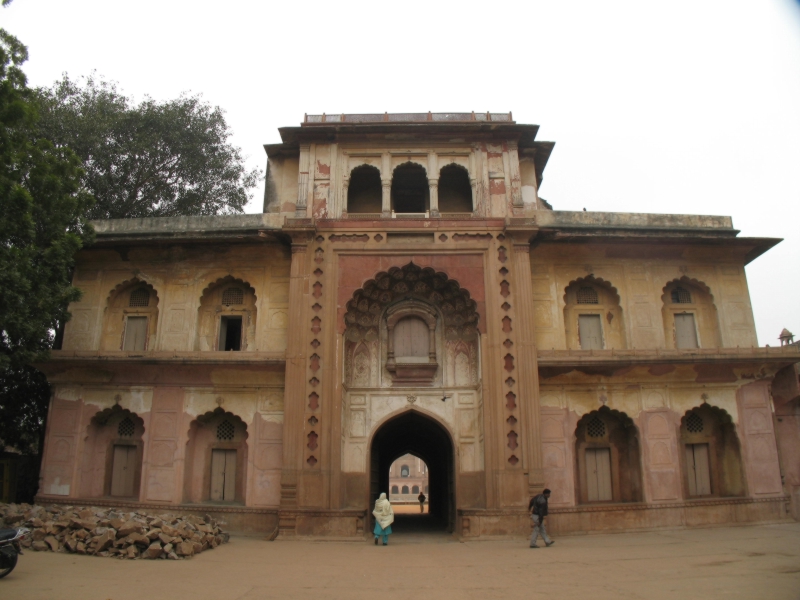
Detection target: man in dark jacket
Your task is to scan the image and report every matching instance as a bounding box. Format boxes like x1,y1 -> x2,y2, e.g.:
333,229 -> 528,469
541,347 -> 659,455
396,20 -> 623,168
529,488 -> 554,548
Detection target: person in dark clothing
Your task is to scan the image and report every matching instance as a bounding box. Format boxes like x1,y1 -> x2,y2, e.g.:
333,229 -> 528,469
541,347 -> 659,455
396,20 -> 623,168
528,488 -> 554,548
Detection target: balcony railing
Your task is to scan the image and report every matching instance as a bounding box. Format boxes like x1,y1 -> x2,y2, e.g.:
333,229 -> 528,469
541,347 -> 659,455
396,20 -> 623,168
303,112 -> 514,125
344,211 -> 475,219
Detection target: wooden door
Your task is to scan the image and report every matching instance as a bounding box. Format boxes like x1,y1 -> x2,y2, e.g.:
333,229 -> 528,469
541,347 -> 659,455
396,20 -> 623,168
578,315 -> 603,350
110,445 -> 136,497
210,449 -> 237,501
686,443 -> 711,496
586,447 -> 612,501
674,313 -> 699,349
123,316 -> 148,351
394,317 -> 429,359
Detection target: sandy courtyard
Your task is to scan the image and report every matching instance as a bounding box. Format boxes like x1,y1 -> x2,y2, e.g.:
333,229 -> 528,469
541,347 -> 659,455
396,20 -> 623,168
2,522 -> 799,600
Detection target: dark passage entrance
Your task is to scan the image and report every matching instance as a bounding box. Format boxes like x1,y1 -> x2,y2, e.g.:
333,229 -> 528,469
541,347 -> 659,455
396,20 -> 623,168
370,411 -> 454,532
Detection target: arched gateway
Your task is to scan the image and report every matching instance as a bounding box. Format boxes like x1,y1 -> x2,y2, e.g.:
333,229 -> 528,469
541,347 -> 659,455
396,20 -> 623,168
341,263 -> 483,532
370,411 -> 455,531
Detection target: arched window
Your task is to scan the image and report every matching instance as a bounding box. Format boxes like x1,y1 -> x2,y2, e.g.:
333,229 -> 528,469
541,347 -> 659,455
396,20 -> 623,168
196,277 -> 257,352
563,278 -> 626,350
394,316 -> 429,359
391,485 -> 399,495
662,280 -> 720,349
412,485 -> 420,494
680,405 -> 744,497
347,165 -> 382,214
438,164 -> 472,214
100,280 -> 159,352
401,465 -> 410,478
392,162 -> 428,214
401,485 -> 410,494
575,408 -> 643,504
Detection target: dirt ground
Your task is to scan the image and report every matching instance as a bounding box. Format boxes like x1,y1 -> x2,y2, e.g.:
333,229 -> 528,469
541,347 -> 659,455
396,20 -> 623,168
2,522 -> 799,600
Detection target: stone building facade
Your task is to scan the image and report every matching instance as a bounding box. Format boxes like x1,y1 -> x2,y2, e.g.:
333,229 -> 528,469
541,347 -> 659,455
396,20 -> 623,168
388,454 -> 429,504
35,113 -> 800,537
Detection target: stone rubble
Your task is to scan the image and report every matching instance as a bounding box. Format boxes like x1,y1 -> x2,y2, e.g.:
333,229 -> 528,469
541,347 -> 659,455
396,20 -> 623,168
1,503 -> 229,560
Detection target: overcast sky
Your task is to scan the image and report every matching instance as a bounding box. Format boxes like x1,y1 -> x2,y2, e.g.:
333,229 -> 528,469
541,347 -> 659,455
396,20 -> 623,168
4,0 -> 799,346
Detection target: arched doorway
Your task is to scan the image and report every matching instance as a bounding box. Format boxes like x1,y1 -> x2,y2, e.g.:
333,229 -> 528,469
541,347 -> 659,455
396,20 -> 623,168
369,411 -> 454,532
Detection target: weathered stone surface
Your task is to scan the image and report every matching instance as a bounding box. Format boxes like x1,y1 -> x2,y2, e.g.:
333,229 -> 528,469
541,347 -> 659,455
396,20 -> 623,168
158,532 -> 174,545
44,535 -> 59,552
145,542 -> 163,559
116,520 -> 143,537
126,532 -> 150,546
31,541 -> 48,552
94,530 -> 115,552
176,541 -> 194,557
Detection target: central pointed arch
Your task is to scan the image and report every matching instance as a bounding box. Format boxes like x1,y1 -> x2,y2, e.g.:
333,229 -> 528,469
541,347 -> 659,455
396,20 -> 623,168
369,409 -> 455,532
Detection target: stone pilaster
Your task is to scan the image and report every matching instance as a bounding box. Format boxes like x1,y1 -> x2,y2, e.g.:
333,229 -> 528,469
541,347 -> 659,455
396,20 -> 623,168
506,227 -> 544,493
279,227 -> 314,522
295,145 -> 310,218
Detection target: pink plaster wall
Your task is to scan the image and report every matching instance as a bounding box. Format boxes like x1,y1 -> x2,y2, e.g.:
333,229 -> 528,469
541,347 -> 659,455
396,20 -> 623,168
737,380 -> 784,496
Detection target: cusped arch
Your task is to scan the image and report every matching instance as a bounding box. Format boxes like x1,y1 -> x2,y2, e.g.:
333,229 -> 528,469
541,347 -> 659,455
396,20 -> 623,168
198,275 -> 258,305
680,402 -> 733,428
661,276 -> 715,302
105,276 -> 160,307
392,159 -> 428,177
187,406 -> 250,440
344,262 -> 480,343
91,404 -> 145,430
576,405 -> 638,432
562,275 -> 621,306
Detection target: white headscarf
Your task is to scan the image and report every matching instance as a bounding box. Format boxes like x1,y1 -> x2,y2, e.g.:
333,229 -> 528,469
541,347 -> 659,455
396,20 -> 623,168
373,492 -> 394,529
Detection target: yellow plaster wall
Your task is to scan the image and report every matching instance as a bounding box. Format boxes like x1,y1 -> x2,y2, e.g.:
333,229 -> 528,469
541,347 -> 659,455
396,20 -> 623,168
62,243 -> 291,354
530,243 -> 758,350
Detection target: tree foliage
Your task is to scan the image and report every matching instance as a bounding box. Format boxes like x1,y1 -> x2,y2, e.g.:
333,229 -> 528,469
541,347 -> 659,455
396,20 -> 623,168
0,29 -> 94,369
0,364 -> 49,454
35,75 -> 262,219
0,27 -> 92,471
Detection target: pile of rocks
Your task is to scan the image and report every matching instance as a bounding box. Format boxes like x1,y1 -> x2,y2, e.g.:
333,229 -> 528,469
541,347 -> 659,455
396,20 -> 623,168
1,503 -> 229,560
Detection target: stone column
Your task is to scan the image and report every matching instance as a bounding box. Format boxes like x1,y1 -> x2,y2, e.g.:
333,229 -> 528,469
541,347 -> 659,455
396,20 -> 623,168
428,152 -> 439,217
381,180 -> 392,217
381,152 -> 392,217
507,228 -> 544,493
428,178 -> 440,217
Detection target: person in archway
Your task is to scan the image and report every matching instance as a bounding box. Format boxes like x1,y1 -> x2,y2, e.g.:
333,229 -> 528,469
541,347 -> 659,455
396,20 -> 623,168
373,492 -> 394,546
529,488 -> 555,548
418,491 -> 426,513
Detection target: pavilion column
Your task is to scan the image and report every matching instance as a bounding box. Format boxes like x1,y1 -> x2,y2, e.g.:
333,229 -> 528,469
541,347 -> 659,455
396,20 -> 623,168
381,152 -> 392,217
428,178 -> 440,217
